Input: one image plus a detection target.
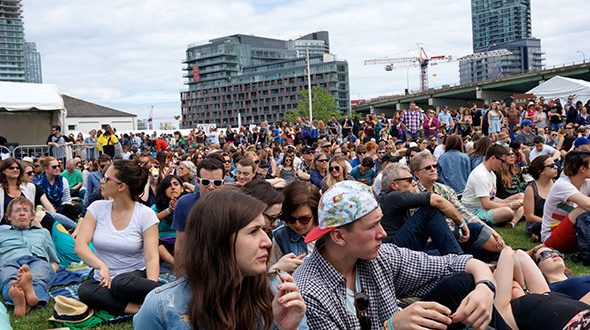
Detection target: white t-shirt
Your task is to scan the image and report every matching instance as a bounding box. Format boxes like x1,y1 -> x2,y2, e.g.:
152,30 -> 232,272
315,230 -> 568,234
433,144 -> 445,159
541,176 -> 590,242
461,163 -> 496,211
88,200 -> 159,280
529,145 -> 556,162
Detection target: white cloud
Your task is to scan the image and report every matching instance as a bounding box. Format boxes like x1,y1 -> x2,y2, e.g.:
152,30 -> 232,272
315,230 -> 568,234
21,0 -> 589,121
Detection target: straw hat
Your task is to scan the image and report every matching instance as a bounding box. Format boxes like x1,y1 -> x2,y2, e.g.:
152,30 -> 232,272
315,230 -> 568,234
48,296 -> 94,323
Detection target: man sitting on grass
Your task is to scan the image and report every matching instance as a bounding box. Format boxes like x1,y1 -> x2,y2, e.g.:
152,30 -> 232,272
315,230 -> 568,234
0,197 -> 59,317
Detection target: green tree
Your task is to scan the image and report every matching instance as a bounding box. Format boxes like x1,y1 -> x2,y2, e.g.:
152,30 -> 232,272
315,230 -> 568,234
285,86 -> 342,122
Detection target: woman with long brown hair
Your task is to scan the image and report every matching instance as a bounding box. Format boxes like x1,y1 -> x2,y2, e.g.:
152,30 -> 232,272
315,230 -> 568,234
134,189 -> 306,329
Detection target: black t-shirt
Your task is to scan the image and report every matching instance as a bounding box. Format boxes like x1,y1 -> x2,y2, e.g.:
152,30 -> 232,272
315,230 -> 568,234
511,293 -> 589,330
377,190 -> 431,235
472,109 -> 482,127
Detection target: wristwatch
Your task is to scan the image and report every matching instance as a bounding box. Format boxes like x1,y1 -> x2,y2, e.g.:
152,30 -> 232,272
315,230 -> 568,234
475,280 -> 496,298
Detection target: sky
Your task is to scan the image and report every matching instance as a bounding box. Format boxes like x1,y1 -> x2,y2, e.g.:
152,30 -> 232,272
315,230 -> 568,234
22,0 -> 589,126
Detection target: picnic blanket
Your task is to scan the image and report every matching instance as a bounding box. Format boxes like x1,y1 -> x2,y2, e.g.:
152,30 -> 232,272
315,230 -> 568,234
48,271 -> 177,328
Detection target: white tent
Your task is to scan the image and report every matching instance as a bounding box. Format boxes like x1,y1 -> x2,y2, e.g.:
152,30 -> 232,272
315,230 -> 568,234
527,76 -> 590,105
0,82 -> 66,145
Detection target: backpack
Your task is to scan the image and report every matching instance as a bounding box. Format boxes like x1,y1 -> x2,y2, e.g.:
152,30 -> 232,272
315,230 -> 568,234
576,212 -> 590,265
302,125 -> 312,139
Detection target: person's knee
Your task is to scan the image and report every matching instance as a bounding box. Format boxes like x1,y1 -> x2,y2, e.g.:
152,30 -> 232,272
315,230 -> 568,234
495,207 -> 514,222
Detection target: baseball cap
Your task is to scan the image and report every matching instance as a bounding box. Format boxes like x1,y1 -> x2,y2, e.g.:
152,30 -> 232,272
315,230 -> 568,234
304,181 -> 379,243
533,136 -> 545,144
394,140 -> 404,145
521,119 -> 534,127
575,137 -> 590,148
302,145 -> 314,153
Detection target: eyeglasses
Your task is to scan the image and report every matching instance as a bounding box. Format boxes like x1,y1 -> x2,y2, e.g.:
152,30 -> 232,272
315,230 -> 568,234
316,159 -> 328,163
263,211 -> 282,223
394,176 -> 414,184
544,163 -> 557,169
8,166 -> 20,171
358,152 -> 366,155
420,164 -> 437,172
102,173 -> 122,184
198,177 -> 224,187
354,291 -> 370,330
283,214 -> 313,225
536,249 -> 563,263
25,171 -> 34,176
50,165 -> 60,169
329,165 -> 342,172
224,159 -> 231,164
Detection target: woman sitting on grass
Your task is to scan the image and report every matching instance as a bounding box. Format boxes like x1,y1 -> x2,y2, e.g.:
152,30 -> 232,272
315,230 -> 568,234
134,189 -> 306,329
0,197 -> 59,317
151,174 -> 184,266
522,156 -> 556,242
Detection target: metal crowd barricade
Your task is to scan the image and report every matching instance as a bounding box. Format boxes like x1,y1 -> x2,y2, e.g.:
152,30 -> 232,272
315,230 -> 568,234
11,145 -> 50,159
0,145 -> 10,159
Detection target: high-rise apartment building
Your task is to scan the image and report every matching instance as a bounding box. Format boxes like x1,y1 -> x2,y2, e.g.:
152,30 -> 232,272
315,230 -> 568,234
24,41 -> 41,83
460,0 -> 543,83
471,0 -> 531,53
0,0 -> 25,82
180,31 -> 349,127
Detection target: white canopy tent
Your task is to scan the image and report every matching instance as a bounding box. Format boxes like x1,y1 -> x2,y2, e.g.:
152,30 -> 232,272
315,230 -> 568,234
527,76 -> 590,105
0,82 -> 66,145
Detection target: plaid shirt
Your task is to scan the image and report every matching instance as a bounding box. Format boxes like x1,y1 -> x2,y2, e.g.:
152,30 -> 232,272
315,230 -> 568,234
416,181 -> 479,228
402,110 -> 423,134
293,244 -> 470,329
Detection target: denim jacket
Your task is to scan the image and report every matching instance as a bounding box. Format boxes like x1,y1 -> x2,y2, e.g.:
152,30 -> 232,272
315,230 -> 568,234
134,277 -> 309,329
133,279 -> 193,330
273,225 -> 307,256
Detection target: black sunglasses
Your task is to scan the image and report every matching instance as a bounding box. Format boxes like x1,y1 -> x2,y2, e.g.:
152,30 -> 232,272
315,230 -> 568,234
537,249 -> 563,263
354,291 -> 370,330
25,171 -> 34,176
198,177 -> 224,187
50,165 -> 60,169
420,164 -> 437,171
263,211 -> 282,223
544,163 -> 557,169
283,214 -> 312,225
316,159 -> 328,163
329,165 -> 342,172
394,176 -> 414,184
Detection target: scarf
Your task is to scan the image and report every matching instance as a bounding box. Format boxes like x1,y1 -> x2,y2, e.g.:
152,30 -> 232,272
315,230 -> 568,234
38,173 -> 63,208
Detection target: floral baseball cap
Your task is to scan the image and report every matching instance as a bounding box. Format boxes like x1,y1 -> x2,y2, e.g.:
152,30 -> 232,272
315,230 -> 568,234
304,181 -> 379,243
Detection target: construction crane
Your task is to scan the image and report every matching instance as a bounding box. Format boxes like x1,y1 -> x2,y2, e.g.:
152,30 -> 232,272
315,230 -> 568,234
365,47 -> 514,93
364,47 -> 452,92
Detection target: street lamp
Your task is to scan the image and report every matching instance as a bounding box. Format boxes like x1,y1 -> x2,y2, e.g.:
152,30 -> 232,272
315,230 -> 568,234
577,50 -> 586,62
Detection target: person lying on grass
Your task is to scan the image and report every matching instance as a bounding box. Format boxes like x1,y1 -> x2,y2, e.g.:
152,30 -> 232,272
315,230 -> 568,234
0,196 -> 59,317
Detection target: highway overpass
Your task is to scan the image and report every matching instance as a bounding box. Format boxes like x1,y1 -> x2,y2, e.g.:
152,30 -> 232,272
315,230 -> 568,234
353,61 -> 590,115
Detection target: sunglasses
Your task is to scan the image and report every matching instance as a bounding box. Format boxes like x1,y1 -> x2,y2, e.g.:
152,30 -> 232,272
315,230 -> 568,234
50,165 -> 60,169
394,176 -> 414,184
283,214 -> 313,225
263,211 -> 282,223
420,164 -> 437,171
316,159 -> 328,163
358,152 -> 366,155
544,163 -> 557,169
25,171 -> 34,176
8,166 -> 20,171
198,177 -> 224,187
102,173 -> 122,184
354,291 -> 370,330
329,165 -> 342,172
536,249 -> 563,263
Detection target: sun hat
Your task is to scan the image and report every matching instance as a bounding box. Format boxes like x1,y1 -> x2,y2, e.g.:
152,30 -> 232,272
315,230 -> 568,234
304,181 -> 379,243
48,296 -> 94,323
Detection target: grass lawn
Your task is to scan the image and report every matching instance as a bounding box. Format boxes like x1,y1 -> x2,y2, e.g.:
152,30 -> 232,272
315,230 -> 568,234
495,221 -> 590,276
8,221 -> 590,329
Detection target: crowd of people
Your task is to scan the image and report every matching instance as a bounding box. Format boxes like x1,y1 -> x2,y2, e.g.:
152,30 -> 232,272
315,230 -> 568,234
1,95 -> 590,329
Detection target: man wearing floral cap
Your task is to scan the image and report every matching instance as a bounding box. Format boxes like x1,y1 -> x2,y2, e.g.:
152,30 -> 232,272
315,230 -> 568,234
293,181 -> 508,330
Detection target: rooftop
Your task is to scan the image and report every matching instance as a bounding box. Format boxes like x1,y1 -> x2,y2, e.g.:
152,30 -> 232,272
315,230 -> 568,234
62,94 -> 136,118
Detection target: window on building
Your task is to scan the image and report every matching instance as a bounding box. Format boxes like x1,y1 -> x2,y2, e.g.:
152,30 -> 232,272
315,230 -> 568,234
68,125 -> 76,131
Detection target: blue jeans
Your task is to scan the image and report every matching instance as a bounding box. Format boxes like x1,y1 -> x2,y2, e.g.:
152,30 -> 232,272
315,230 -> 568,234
551,122 -> 563,132
0,256 -> 56,306
461,222 -> 499,262
385,207 -> 463,255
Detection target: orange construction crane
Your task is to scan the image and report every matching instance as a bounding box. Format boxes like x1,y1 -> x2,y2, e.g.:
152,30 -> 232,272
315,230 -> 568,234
364,47 -> 452,92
